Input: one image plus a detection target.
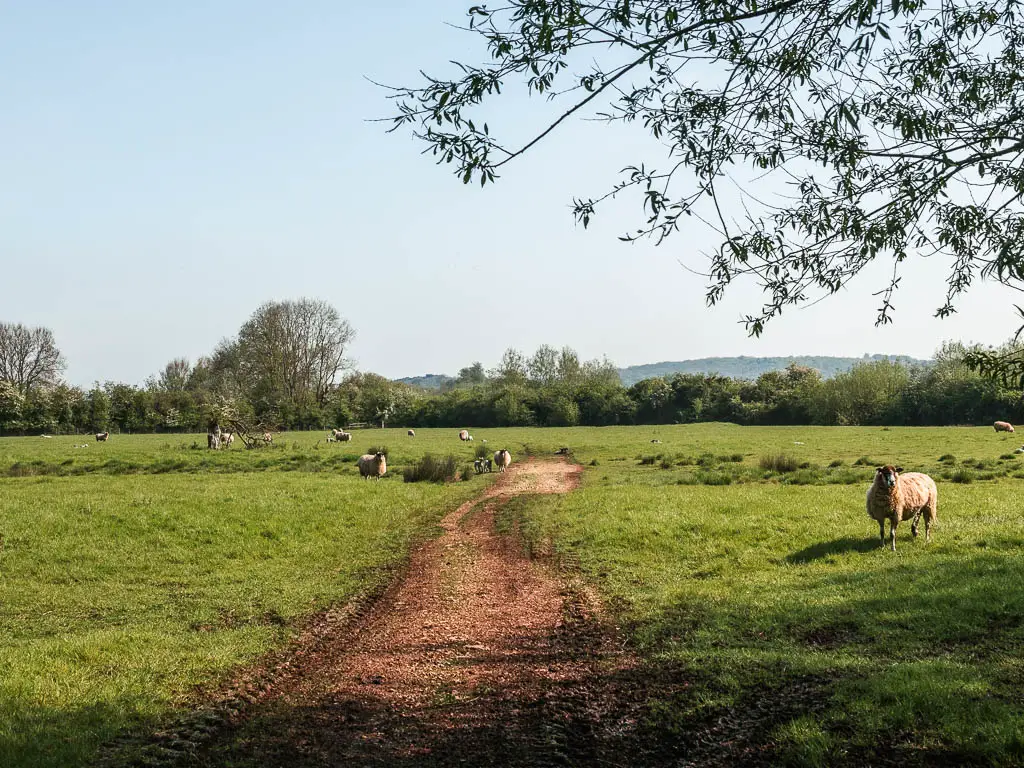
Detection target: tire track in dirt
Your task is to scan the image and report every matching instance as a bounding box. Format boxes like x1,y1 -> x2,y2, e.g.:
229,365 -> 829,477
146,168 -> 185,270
163,457 -> 678,767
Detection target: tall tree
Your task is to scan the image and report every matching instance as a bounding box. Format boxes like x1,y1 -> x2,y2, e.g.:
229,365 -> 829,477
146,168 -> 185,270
152,357 -> 192,392
231,299 -> 355,408
389,1 -> 1024,342
0,323 -> 65,393
528,344 -> 560,385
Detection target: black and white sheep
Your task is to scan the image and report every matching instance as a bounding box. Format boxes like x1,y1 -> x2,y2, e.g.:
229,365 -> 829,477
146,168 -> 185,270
866,465 -> 938,551
358,451 -> 387,480
494,449 -> 511,473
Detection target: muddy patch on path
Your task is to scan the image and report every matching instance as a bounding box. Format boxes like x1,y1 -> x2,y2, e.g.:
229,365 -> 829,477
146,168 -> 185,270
111,458 -> 683,767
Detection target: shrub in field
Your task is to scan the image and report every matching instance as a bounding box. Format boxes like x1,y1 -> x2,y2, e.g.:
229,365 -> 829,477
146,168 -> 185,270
939,454 -> 956,462
696,453 -> 718,467
950,468 -> 975,484
639,455 -> 657,465
366,445 -> 389,458
999,453 -> 1019,461
760,454 -> 800,473
724,453 -> 744,463
698,471 -> 733,485
474,444 -> 490,460
828,459 -> 844,467
461,464 -> 475,481
853,456 -> 878,466
659,457 -> 674,470
403,454 -> 457,483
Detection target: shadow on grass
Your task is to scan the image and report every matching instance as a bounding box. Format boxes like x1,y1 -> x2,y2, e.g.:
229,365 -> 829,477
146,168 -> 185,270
786,536 -> 880,563
0,697 -> 158,768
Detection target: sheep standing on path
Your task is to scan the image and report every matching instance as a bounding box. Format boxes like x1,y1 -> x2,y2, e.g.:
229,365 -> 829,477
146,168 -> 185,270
994,421 -> 1015,433
494,449 -> 511,473
866,465 -> 938,551
358,451 -> 387,480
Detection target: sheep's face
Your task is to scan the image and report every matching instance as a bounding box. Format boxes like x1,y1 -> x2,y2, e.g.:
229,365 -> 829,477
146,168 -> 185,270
875,465 -> 903,488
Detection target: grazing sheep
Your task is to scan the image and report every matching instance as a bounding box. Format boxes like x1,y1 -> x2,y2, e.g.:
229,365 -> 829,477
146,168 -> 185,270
650,439 -> 661,444
484,458 -> 492,472
95,432 -> 109,442
263,432 -> 273,444
221,432 -> 234,448
357,451 -> 387,480
866,465 -> 938,551
474,458 -> 484,474
494,449 -> 511,473
994,421 -> 1015,433
207,433 -> 220,450
459,429 -> 470,441
325,436 -> 336,443
408,429 -> 415,437
40,434 -> 53,439
555,447 -> 570,455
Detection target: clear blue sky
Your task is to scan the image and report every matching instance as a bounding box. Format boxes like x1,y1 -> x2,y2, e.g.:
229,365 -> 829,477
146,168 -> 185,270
1,1 -> 1017,387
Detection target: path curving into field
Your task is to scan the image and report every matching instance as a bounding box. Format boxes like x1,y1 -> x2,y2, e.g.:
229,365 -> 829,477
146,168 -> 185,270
176,458 -> 673,767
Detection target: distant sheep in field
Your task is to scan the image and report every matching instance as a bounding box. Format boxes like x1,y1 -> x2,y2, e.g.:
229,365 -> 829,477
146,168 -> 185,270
207,433 -> 219,449
494,449 -> 511,473
95,432 -> 109,442
459,429 -> 471,441
866,465 -> 937,551
221,432 -> 234,448
263,432 -> 273,444
408,429 -> 415,436
358,451 -> 387,480
331,429 -> 352,442
485,458 -> 492,472
474,458 -> 484,474
994,421 -> 1015,433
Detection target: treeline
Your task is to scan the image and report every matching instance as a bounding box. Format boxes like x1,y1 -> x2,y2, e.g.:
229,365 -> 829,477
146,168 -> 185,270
1,338 -> 1021,435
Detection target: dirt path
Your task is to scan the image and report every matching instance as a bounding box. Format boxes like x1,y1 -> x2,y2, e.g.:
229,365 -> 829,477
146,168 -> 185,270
168,458 -> 673,767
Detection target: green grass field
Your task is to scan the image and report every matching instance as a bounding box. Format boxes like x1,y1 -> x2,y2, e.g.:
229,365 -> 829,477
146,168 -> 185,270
2,425 -> 1023,766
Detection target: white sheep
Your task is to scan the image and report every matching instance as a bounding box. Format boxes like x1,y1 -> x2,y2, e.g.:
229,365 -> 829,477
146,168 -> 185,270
494,449 -> 511,473
95,432 -> 109,442
357,451 -> 387,480
459,429 -> 470,441
408,429 -> 415,437
866,465 -> 937,551
994,421 -> 1015,433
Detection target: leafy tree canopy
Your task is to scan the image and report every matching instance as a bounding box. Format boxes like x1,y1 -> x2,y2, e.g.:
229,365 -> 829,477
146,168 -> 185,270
387,0 -> 1024,353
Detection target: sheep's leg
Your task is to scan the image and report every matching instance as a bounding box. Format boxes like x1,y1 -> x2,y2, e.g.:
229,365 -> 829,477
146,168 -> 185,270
911,508 -> 922,538
889,517 -> 898,551
878,519 -> 886,546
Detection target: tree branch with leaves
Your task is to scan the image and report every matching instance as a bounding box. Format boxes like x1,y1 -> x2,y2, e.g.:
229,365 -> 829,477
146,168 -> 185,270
386,1 -> 1024,358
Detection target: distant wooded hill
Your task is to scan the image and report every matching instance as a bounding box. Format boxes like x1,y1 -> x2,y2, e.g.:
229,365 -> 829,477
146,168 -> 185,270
615,355 -> 930,386
395,355 -> 931,389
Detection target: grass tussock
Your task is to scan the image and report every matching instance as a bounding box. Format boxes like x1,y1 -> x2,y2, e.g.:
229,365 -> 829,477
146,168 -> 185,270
402,453 -> 458,483
950,468 -> 975,484
759,454 -> 801,473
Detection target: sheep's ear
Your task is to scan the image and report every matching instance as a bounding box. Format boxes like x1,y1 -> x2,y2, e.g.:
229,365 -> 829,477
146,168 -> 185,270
895,466 -> 903,473
875,466 -> 883,473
